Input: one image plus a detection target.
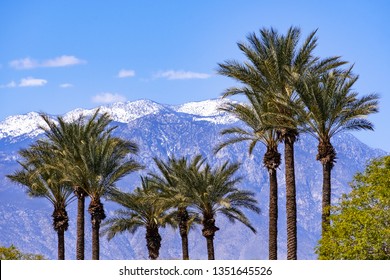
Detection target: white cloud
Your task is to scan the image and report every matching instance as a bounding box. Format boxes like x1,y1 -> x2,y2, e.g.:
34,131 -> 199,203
92,92 -> 127,104
59,83 -> 73,88
42,55 -> 86,67
19,77 -> 48,87
155,70 -> 211,80
9,58 -> 38,69
9,55 -> 86,69
1,77 -> 47,88
118,69 -> 135,78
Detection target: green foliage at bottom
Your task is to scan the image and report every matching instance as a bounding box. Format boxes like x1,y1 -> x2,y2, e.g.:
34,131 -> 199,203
0,245 -> 45,260
317,156 -> 390,259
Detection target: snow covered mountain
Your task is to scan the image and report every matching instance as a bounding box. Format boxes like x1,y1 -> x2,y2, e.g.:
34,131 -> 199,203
0,99 -> 386,260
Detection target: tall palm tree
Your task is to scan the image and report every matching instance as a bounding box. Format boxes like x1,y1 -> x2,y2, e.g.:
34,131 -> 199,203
217,26 -> 344,259
215,98 -> 281,260
69,132 -> 142,260
7,142 -> 75,260
296,67 -> 379,236
102,177 -> 175,260
39,110 -> 112,260
150,155 -> 203,260
177,157 -> 260,260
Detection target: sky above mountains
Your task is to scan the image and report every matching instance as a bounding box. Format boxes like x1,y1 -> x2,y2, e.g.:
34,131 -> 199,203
1,0 -> 389,151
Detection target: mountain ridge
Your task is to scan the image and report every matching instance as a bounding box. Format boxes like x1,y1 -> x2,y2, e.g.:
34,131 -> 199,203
0,99 -> 236,140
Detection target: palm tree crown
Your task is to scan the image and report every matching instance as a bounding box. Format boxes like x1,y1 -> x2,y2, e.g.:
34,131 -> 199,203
102,177 -> 175,260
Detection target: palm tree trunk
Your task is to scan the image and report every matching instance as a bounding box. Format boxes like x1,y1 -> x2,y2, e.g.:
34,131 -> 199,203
264,146 -> 281,260
317,140 -> 336,237
88,198 -> 106,260
146,224 -> 162,260
57,229 -> 65,260
76,194 -> 85,260
181,234 -> 189,260
52,207 -> 69,260
322,162 -> 332,236
91,220 -> 100,260
202,215 -> 219,260
284,137 -> 297,260
268,169 -> 278,260
178,207 -> 190,260
206,236 -> 215,260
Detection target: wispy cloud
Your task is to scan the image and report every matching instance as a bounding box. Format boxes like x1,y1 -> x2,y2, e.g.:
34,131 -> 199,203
1,77 -> 47,88
9,55 -> 86,69
117,69 -> 135,78
19,77 -> 48,87
155,70 -> 211,80
92,92 -> 126,104
59,83 -> 74,88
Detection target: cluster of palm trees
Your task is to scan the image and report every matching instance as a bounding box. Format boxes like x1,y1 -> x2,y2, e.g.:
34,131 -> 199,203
7,110 -> 260,260
216,26 -> 379,259
7,26 -> 379,261
8,111 -> 143,260
103,156 -> 259,260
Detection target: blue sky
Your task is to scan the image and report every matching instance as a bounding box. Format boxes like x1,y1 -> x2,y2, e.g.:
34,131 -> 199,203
1,0 -> 389,151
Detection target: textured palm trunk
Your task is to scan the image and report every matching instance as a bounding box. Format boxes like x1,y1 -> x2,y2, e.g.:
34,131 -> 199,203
88,198 -> 106,260
263,146 -> 281,260
268,169 -> 278,260
322,162 -> 332,236
76,196 -> 85,260
202,214 -> 219,260
57,230 -> 65,260
317,140 -> 336,237
52,207 -> 69,260
146,224 -> 162,260
206,236 -> 215,260
178,207 -> 190,260
284,137 -> 297,260
75,189 -> 86,260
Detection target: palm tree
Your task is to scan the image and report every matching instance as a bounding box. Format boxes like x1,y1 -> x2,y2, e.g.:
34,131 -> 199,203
102,177 -> 175,260
217,26 -> 344,259
177,157 -> 260,260
150,155 -> 203,260
7,142 -> 75,260
39,110 -> 112,260
69,132 -> 142,260
215,98 -> 281,260
296,67 -> 379,236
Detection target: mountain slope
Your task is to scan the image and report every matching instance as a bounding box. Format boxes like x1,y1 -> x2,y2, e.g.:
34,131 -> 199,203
0,99 -> 386,259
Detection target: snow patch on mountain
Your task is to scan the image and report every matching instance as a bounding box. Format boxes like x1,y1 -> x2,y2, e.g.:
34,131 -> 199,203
64,99 -> 165,123
0,99 -> 238,139
0,112 -> 49,139
174,99 -> 238,124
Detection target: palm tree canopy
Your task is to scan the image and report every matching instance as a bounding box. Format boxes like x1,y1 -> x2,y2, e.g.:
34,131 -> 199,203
7,142 -> 75,209
72,134 -> 143,201
39,109 -> 143,200
216,99 -> 280,156
177,157 -> 260,233
101,177 -> 176,241
297,66 -> 379,141
217,26 -> 346,133
149,155 -> 204,209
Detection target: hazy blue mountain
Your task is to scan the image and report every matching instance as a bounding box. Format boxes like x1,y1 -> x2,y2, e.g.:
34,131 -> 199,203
0,99 -> 386,260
